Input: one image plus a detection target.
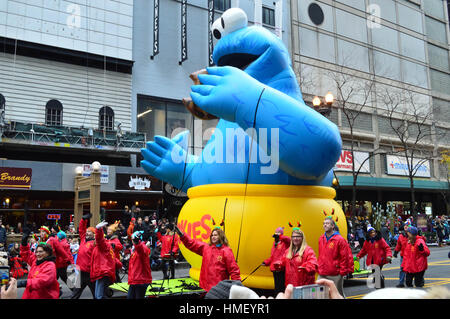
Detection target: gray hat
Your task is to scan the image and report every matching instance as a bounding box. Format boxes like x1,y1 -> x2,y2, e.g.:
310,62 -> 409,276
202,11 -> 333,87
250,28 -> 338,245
204,280 -> 243,299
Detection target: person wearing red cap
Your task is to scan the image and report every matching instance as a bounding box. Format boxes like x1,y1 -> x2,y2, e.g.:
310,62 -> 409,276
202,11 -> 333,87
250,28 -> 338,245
402,226 -> 430,288
70,213 -> 96,299
90,221 -> 116,299
174,225 -> 241,292
262,226 -> 290,294
318,217 -> 349,297
393,222 -> 410,287
127,231 -> 152,299
106,221 -> 123,283
279,227 -> 317,288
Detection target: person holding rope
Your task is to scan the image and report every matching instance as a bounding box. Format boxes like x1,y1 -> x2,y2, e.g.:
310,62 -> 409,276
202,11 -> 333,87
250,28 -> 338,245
174,225 -> 241,292
262,227 -> 290,294
157,223 -> 180,280
127,231 -> 152,299
278,226 -> 318,288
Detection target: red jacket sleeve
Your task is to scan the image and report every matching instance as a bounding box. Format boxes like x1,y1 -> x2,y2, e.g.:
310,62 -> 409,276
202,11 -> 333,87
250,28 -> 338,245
301,247 -> 318,274
48,237 -> 73,264
95,228 -> 110,253
79,219 -> 87,243
135,241 -> 150,261
381,238 -> 392,258
395,236 -> 403,253
20,244 -> 35,266
418,238 -> 430,257
339,239 -> 349,276
280,235 -> 291,247
357,241 -> 368,259
224,247 -> 241,281
180,234 -> 207,256
171,235 -> 180,254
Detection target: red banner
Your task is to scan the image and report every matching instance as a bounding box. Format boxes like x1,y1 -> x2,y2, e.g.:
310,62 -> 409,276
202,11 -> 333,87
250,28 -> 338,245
0,167 -> 32,189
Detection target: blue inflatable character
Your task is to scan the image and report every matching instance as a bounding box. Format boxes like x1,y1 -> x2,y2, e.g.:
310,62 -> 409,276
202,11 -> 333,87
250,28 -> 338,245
141,8 -> 341,193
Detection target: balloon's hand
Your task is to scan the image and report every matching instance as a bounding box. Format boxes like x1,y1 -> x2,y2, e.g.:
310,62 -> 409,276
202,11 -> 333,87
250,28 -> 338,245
141,131 -> 195,189
190,66 -> 264,123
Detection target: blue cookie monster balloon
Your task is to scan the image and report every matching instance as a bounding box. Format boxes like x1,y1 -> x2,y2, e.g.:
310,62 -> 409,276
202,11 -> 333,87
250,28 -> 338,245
141,7 -> 345,290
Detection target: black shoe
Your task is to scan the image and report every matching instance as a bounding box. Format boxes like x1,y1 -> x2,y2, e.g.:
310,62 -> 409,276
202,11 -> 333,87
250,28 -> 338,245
396,284 -> 405,288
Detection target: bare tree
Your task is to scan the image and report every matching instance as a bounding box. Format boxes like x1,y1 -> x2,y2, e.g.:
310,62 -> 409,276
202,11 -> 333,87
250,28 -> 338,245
327,65 -> 379,217
377,86 -> 437,217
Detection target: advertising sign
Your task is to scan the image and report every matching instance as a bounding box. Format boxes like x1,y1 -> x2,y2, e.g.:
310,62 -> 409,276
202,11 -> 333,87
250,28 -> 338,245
82,164 -> 109,184
0,167 -> 32,189
334,150 -> 370,173
386,155 -> 430,178
116,174 -> 163,192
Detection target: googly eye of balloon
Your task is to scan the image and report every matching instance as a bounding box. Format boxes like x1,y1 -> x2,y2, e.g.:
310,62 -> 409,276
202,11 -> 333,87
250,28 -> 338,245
212,7 -> 248,41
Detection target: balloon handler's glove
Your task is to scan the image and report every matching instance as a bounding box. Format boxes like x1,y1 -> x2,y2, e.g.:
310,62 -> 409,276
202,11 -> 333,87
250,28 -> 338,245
96,221 -> 108,229
418,243 -> 424,251
393,250 -> 398,258
82,213 -> 92,220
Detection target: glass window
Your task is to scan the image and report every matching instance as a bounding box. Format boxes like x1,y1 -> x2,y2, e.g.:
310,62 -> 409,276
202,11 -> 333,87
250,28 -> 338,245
368,0 -> 396,23
214,0 -> 231,12
371,25 -> 399,54
423,0 -> 445,20
430,69 -> 450,95
335,9 -> 368,43
45,99 -> 62,126
300,27 -> 336,64
427,43 -> 449,71
400,33 -> 426,62
425,16 -> 447,43
337,39 -> 369,72
373,50 -> 401,81
98,106 -> 114,131
397,4 -> 423,34
262,7 -> 275,27
402,60 -> 428,88
433,98 -> 450,123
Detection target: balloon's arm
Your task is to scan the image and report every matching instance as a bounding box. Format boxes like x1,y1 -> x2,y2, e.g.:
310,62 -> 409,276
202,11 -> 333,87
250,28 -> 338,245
235,86 -> 342,180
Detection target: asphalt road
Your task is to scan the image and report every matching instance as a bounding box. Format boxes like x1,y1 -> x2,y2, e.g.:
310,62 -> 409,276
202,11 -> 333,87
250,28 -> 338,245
15,245 -> 450,299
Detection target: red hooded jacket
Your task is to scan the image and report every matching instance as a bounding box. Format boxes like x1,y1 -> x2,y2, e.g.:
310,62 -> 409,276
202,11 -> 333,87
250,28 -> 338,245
47,236 -> 74,269
90,228 -> 116,282
157,231 -> 180,259
280,245 -> 318,287
318,233 -> 349,277
344,240 -> 355,275
76,219 -> 95,273
264,235 -> 290,272
357,235 -> 392,267
401,237 -> 430,273
20,244 -> 60,299
128,241 -> 152,285
180,234 -> 241,291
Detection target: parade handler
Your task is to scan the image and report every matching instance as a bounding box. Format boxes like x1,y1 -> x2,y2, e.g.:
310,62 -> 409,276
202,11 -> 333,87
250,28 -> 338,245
174,225 -> 241,292
402,226 -> 430,288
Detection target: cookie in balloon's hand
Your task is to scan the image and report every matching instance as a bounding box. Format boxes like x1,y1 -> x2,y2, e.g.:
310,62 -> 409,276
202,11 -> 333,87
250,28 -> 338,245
182,69 -> 218,120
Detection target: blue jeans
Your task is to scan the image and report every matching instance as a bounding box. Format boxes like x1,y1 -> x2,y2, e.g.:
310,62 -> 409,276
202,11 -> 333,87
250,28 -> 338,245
95,277 -> 111,299
399,256 -> 405,285
127,284 -> 149,299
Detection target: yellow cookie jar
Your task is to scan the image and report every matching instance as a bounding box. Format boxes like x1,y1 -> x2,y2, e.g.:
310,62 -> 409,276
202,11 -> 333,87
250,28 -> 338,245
177,183 -> 347,290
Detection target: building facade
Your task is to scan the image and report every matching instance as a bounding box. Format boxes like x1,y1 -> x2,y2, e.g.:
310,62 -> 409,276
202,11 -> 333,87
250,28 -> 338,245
0,0 -> 159,228
291,0 -> 450,216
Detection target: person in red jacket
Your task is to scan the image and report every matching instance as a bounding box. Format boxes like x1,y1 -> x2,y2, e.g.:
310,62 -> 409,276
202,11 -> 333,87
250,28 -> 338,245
262,227 -> 290,294
70,213 -> 96,299
18,231 -> 60,299
318,216 -> 349,297
127,231 -> 152,299
174,225 -> 241,292
106,221 -> 123,283
393,222 -> 410,287
279,227 -> 318,288
356,226 -> 392,288
90,221 -> 116,299
402,226 -> 430,288
157,224 -> 180,279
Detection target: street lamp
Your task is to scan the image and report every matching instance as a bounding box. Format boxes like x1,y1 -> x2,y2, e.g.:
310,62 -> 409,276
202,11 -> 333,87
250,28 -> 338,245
92,161 -> 101,172
75,166 -> 83,175
312,92 -> 334,116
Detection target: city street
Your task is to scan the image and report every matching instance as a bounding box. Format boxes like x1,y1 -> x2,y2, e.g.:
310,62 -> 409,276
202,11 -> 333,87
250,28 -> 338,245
15,246 -> 449,300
